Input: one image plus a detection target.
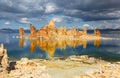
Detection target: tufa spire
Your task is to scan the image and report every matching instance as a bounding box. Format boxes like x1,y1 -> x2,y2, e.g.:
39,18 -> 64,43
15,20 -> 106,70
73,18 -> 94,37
47,19 -> 56,28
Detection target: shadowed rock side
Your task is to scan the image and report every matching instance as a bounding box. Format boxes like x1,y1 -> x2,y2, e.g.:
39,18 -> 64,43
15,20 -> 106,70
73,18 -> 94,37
20,19 -> 101,40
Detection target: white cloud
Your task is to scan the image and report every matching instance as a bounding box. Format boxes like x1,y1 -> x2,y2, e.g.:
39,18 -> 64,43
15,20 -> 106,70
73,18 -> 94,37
20,17 -> 30,24
0,0 -> 120,29
53,17 -> 63,22
5,21 -> 10,25
83,24 -> 90,27
95,20 -> 120,29
83,24 -> 94,29
45,3 -> 57,13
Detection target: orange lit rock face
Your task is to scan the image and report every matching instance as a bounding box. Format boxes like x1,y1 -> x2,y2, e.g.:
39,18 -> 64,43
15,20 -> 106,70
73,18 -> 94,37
30,24 -> 36,37
30,24 -> 36,33
28,20 -> 89,38
36,20 -> 57,38
46,20 -> 58,37
37,29 -> 48,37
67,28 -> 80,37
47,20 -> 56,30
94,29 -> 101,36
19,27 -> 24,37
57,26 -> 67,36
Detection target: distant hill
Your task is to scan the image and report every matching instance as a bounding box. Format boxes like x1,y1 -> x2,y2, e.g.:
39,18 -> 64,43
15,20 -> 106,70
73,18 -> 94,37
0,28 -> 30,33
0,28 -> 120,34
99,29 -> 120,34
78,29 -> 120,34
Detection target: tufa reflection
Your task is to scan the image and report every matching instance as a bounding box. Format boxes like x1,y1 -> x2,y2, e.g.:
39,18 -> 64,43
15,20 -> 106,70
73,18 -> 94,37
19,38 -> 25,47
94,39 -> 100,48
19,38 -> 101,57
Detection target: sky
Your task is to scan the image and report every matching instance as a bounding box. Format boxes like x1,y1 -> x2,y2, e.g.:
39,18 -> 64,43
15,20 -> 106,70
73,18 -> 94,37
0,0 -> 120,29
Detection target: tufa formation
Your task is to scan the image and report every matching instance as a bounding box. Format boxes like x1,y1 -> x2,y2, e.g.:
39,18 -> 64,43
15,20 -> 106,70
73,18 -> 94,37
19,19 -> 101,39
19,27 -> 25,37
94,29 -> 101,36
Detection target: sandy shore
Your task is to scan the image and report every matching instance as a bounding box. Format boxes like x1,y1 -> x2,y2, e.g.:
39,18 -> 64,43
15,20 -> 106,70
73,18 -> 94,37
0,55 -> 120,78
32,56 -> 120,78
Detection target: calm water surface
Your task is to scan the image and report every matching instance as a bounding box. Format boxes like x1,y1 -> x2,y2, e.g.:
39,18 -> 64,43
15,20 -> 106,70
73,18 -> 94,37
0,32 -> 120,61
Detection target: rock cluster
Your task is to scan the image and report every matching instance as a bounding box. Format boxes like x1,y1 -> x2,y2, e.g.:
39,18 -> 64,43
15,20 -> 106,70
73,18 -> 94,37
0,44 -> 51,78
93,63 -> 120,78
0,44 -> 9,69
23,19 -> 97,39
9,58 -> 51,78
75,63 -> 120,78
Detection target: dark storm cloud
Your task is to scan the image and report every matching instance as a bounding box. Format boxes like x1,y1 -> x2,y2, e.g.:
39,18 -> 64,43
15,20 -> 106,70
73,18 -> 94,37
53,0 -> 120,21
53,0 -> 120,11
0,0 -> 120,22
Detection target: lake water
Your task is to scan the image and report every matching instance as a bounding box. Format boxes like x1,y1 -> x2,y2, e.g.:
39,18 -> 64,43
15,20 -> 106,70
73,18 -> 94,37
0,32 -> 120,61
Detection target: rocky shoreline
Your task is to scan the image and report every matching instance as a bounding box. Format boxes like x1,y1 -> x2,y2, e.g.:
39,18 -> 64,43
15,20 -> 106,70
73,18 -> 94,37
0,44 -> 120,78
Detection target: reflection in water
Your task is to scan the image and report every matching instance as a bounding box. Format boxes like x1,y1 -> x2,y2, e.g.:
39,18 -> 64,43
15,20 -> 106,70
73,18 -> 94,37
94,39 -> 100,48
19,38 -> 100,57
83,40 -> 87,49
38,40 -> 57,56
30,39 -> 37,53
19,38 -> 24,47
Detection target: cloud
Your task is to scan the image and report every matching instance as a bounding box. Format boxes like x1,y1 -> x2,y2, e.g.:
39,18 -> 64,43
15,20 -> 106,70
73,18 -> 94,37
94,19 -> 120,29
0,0 -> 120,29
52,17 -> 63,22
83,24 -> 94,29
45,3 -> 57,13
53,0 -> 120,21
83,24 -> 90,27
5,21 -> 10,25
19,17 -> 30,24
0,0 -> 120,21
